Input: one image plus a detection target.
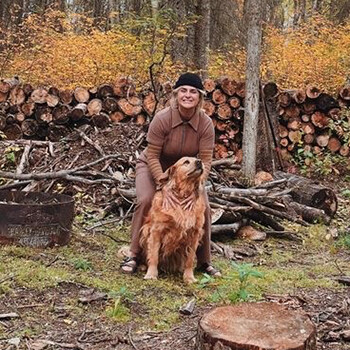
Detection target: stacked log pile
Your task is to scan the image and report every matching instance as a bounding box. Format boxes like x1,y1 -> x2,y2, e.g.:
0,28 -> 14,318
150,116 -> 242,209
1,76 -> 350,164
276,85 -> 350,162
0,77 -> 158,142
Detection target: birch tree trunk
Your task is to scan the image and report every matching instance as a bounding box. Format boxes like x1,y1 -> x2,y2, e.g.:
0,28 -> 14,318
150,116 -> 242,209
194,0 -> 210,79
150,0 -> 158,17
241,0 -> 262,182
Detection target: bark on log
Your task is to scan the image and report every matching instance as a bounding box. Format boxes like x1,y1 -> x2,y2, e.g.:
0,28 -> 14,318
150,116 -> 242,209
69,103 -> 87,122
0,115 -> 6,130
4,124 -> 23,140
91,112 -> 110,128
196,303 -> 316,350
274,171 -> 338,217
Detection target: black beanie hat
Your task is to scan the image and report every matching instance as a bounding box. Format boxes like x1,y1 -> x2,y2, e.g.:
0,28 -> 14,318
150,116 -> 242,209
174,72 -> 204,90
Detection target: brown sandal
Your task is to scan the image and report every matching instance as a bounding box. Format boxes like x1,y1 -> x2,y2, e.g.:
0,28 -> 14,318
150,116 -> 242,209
120,257 -> 138,274
198,263 -> 222,277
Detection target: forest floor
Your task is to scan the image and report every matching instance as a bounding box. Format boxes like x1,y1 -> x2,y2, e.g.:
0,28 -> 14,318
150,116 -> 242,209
0,125 -> 350,350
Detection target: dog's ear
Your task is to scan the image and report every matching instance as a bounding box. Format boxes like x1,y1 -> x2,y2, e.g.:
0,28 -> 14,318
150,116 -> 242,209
158,165 -> 175,185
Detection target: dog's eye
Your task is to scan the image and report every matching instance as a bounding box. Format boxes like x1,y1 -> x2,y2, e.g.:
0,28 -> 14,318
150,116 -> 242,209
183,160 -> 190,165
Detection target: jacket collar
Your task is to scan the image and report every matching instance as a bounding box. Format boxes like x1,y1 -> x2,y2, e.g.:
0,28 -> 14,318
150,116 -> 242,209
171,106 -> 199,131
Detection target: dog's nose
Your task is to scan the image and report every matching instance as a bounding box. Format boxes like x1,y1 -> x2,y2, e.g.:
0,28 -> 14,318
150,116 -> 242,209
196,160 -> 203,169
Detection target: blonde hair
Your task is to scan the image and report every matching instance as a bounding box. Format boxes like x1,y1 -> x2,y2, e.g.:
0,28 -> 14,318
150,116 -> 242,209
170,87 -> 206,113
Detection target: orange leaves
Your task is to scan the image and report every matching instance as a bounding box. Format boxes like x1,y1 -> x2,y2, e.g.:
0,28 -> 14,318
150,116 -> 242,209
261,16 -> 350,93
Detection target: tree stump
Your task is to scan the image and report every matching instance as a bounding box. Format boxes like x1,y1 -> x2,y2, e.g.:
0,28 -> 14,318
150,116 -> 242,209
196,303 -> 316,350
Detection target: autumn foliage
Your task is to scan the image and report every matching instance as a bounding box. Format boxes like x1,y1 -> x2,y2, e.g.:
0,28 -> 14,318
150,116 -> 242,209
1,10 -> 350,93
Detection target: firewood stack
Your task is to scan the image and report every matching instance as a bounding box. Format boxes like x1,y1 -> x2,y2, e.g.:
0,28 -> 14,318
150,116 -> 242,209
277,85 -> 350,162
1,76 -> 350,164
0,77 -> 158,142
202,77 -> 246,161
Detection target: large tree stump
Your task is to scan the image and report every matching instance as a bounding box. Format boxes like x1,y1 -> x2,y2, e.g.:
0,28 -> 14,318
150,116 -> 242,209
196,303 -> 316,350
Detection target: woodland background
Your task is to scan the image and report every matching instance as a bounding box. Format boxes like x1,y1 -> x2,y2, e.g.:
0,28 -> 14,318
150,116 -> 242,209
1,0 -> 350,93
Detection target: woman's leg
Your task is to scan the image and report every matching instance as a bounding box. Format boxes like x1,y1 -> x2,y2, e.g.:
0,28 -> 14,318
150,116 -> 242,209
196,190 -> 211,265
196,191 -> 221,277
129,162 -> 156,256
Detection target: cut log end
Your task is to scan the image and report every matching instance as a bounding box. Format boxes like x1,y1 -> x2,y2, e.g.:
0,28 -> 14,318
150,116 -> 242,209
196,303 -> 316,350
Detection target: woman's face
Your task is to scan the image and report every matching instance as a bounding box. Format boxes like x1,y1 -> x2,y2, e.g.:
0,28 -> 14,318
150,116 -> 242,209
176,85 -> 200,111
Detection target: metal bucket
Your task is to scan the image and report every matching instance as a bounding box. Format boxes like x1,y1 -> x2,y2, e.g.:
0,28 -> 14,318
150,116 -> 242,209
0,190 -> 74,247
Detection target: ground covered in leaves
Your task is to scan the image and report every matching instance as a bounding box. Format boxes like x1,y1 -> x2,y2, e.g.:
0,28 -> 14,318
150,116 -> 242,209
0,125 -> 350,349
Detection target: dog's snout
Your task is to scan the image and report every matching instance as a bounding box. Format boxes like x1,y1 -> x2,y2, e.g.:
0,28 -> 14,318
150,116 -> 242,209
196,159 -> 203,169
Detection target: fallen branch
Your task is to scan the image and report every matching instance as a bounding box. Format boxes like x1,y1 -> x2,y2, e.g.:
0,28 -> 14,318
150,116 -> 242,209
0,154 -> 120,181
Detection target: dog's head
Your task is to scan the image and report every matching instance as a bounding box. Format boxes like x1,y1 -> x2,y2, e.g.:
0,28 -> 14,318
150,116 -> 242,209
159,157 -> 204,195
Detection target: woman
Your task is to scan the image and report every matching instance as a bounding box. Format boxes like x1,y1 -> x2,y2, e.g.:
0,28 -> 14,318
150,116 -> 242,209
120,72 -> 221,277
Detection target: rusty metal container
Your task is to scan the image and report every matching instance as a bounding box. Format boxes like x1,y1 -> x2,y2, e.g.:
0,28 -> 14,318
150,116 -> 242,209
0,190 -> 74,247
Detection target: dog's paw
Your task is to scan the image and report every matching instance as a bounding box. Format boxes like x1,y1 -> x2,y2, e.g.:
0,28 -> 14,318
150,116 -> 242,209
183,275 -> 197,284
144,273 -> 158,280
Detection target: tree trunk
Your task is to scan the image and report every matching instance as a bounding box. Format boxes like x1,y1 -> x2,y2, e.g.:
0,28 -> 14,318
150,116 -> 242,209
242,0 -> 262,181
194,0 -> 210,79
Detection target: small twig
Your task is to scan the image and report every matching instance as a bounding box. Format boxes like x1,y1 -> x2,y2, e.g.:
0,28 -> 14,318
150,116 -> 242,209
0,273 -> 16,284
334,259 -> 344,275
0,180 -> 31,191
16,303 -> 46,309
16,144 -> 31,177
0,154 -> 120,181
87,203 -> 135,231
45,255 -> 60,267
77,129 -> 114,175
128,325 -> 139,350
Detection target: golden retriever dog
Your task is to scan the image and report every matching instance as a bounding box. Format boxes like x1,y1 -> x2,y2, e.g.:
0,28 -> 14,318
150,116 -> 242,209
139,157 -> 206,284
